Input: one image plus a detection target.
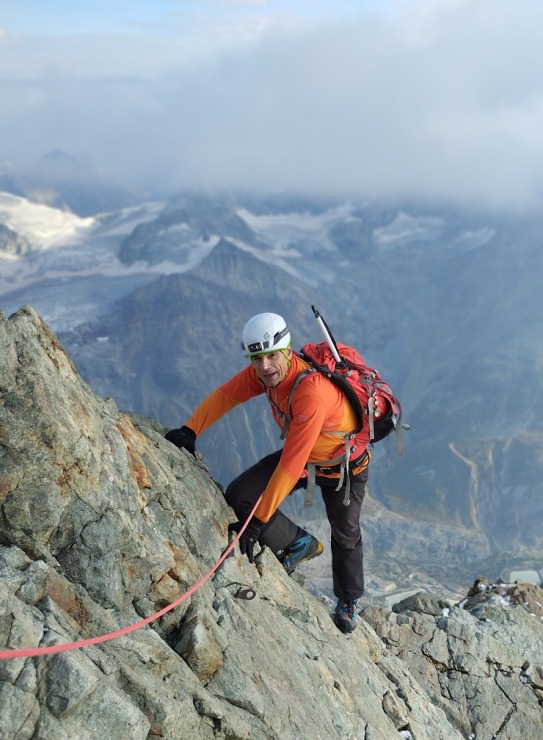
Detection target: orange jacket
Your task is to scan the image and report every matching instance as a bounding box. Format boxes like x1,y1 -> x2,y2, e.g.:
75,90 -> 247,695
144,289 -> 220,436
185,354 -> 368,522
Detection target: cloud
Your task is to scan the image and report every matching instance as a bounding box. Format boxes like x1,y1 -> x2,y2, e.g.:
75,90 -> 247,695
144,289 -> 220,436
1,0 -> 543,210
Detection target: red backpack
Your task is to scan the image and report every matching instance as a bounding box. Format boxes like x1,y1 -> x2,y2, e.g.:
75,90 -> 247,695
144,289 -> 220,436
285,307 -> 404,505
297,340 -> 403,451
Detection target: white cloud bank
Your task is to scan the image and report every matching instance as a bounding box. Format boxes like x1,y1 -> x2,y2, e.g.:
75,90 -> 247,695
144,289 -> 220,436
1,0 -> 543,210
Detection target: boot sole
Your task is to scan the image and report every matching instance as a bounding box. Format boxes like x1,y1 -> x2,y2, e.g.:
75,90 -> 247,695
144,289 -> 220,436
334,614 -> 357,633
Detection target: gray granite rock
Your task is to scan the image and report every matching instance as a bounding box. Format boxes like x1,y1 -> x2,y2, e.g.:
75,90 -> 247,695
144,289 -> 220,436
1,306 -> 541,739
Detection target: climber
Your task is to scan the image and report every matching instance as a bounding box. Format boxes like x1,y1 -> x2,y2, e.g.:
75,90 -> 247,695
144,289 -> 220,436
165,312 -> 369,633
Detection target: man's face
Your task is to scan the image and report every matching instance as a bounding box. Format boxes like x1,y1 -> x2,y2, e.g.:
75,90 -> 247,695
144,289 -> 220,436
250,349 -> 292,388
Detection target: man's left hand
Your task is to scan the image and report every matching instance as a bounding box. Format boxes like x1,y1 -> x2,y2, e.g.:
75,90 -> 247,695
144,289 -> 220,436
228,516 -> 264,563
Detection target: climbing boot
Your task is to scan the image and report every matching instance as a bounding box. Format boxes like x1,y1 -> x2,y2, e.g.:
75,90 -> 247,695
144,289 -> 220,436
278,532 -> 324,574
334,600 -> 359,633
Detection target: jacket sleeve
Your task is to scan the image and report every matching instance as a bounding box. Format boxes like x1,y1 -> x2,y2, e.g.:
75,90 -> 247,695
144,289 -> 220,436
255,382 -> 328,522
185,365 -> 263,436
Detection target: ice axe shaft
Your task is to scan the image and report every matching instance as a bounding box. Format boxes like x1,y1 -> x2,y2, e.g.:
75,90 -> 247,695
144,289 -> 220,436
311,305 -> 342,364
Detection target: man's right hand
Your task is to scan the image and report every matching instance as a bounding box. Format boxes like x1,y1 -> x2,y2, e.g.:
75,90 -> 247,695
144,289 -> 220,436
228,517 -> 264,564
164,426 -> 196,455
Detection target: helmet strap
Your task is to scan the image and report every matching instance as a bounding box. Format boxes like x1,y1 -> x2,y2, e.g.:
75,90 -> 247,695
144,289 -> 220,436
281,348 -> 292,371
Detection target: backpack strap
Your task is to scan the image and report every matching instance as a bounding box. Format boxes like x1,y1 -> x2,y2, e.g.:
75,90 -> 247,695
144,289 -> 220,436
367,395 -> 375,442
305,464 -> 317,507
299,352 -> 364,434
285,369 -> 356,507
273,366 -> 359,508
266,368 -> 314,439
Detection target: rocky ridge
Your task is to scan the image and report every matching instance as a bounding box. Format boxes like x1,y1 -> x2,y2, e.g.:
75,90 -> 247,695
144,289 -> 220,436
1,306 -> 542,739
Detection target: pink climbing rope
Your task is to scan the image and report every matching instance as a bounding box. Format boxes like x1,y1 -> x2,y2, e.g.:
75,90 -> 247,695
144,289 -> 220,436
0,497 -> 262,660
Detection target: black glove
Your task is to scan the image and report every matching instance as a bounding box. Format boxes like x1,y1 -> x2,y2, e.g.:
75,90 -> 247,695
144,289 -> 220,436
228,516 -> 264,564
164,425 -> 196,455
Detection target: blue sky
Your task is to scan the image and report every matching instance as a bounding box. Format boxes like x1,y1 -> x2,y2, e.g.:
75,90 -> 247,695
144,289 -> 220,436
2,0 -> 219,35
2,0 -> 393,35
1,0 -> 543,210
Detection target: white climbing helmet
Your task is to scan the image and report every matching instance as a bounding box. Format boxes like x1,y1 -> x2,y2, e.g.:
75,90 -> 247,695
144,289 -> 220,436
241,313 -> 291,357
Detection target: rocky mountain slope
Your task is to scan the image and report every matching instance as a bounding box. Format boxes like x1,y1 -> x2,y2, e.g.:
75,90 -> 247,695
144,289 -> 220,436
1,306 -> 542,739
